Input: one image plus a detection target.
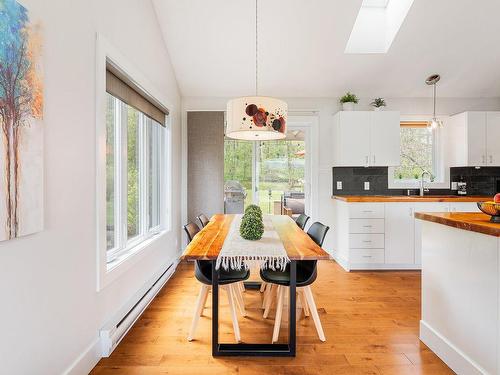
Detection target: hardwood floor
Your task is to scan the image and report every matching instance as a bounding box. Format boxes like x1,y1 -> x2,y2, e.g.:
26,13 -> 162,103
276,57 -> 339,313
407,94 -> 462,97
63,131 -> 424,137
91,261 -> 454,375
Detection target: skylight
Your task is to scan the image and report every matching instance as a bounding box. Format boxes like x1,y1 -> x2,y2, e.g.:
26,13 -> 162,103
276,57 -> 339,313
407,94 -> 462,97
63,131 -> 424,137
345,0 -> 414,54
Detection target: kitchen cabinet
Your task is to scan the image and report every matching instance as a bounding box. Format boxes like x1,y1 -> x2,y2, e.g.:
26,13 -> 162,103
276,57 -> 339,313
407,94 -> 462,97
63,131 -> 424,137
385,203 -> 414,264
466,112 -> 487,166
332,111 -> 400,167
332,199 -> 483,271
369,111 -> 401,166
486,111 -> 500,165
413,202 -> 449,264
448,111 -> 500,166
333,112 -> 370,166
449,202 -> 481,212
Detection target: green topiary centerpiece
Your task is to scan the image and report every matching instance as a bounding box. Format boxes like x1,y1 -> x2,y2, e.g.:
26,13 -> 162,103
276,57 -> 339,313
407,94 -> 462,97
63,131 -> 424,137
240,205 -> 264,241
244,204 -> 263,219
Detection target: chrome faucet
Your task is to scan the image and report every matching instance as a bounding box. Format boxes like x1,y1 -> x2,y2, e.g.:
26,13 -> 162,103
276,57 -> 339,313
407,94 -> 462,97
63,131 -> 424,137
420,171 -> 431,196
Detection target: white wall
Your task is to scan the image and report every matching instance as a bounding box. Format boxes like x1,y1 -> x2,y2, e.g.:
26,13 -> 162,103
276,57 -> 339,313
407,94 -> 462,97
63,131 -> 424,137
182,96 -> 500,253
0,1 -> 181,374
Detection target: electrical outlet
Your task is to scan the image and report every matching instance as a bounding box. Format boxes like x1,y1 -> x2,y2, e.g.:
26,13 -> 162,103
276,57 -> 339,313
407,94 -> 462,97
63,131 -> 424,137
451,181 -> 458,190
336,181 -> 342,190
364,181 -> 370,190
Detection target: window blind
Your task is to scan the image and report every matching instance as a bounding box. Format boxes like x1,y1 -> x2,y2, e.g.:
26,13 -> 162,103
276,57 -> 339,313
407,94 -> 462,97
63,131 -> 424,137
400,121 -> 428,128
106,66 -> 168,126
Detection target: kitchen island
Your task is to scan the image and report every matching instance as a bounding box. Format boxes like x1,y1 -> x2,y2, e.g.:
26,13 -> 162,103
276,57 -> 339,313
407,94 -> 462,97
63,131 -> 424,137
415,212 -> 500,375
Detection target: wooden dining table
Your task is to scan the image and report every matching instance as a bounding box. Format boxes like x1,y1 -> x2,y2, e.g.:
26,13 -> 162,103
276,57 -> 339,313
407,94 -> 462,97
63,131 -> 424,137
181,214 -> 330,357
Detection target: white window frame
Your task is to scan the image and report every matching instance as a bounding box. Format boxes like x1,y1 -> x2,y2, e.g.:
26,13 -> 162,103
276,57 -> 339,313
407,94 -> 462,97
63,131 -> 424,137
96,34 -> 173,291
388,115 -> 450,189
105,100 -> 167,264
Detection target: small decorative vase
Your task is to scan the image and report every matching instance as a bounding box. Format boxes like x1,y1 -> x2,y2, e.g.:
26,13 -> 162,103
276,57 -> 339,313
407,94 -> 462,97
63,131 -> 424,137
342,102 -> 355,111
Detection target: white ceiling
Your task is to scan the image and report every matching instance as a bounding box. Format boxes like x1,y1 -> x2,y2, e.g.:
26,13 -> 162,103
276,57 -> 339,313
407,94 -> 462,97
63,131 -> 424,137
152,0 -> 500,98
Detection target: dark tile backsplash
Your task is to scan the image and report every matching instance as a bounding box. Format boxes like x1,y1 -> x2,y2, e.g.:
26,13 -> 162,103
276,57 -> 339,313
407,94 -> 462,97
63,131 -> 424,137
333,166 -> 500,196
333,167 -> 391,195
450,167 -> 500,196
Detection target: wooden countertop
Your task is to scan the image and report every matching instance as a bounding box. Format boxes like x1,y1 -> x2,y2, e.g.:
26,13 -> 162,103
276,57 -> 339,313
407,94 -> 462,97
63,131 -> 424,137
332,195 -> 490,203
181,214 -> 330,260
414,212 -> 500,237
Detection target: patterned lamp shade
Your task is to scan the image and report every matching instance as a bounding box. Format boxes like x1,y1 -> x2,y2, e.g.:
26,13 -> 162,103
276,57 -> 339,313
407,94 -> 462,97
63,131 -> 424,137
226,96 -> 287,140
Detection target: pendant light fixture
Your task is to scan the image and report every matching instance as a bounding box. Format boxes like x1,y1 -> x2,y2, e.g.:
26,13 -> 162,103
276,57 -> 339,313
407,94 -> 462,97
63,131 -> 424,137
225,0 -> 287,141
426,74 -> 443,130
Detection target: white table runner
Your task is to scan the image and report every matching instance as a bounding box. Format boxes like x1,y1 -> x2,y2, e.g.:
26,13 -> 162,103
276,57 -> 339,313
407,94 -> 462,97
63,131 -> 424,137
216,214 -> 290,271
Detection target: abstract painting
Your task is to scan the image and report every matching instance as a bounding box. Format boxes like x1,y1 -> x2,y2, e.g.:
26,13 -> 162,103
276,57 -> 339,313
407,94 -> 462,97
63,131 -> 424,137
0,0 -> 43,241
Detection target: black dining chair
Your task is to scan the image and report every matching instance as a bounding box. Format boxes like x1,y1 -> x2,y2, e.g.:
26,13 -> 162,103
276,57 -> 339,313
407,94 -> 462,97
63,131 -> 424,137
295,213 -> 310,230
260,221 -> 329,343
197,213 -> 210,228
183,222 -> 249,342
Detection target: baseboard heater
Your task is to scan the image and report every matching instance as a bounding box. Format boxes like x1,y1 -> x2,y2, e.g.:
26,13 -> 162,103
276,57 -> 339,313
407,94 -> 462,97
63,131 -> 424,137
100,261 -> 178,356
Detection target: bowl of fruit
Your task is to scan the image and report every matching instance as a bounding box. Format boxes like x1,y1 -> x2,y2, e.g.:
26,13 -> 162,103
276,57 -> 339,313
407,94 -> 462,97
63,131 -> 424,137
477,194 -> 500,223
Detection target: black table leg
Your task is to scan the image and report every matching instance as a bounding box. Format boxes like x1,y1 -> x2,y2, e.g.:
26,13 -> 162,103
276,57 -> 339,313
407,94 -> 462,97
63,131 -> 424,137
211,260 -> 297,357
289,260 -> 297,356
211,261 -> 219,357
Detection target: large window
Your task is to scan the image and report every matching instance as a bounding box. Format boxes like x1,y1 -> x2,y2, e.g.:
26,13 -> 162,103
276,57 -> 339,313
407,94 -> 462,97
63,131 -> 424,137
393,122 -> 438,183
105,91 -> 167,263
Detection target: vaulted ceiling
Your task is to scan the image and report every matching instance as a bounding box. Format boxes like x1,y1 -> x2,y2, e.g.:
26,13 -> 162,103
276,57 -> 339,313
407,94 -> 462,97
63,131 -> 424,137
152,0 -> 500,98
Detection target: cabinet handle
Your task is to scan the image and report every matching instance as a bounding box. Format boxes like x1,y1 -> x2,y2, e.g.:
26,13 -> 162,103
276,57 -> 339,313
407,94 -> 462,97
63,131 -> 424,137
363,225 -> 372,228
489,155 -> 493,164
362,240 -> 372,243
482,155 -> 486,164
362,255 -> 372,258
372,155 -> 376,164
362,210 -> 373,213
365,156 -> 369,166
409,207 -> 413,217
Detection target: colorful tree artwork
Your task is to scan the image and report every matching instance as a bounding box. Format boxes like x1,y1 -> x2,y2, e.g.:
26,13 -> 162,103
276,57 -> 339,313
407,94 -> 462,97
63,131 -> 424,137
0,0 -> 43,241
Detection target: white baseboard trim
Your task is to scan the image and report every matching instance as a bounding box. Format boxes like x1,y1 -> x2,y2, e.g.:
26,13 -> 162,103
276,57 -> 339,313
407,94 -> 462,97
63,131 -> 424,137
100,258 -> 179,357
420,320 -> 488,375
62,338 -> 101,375
330,251 -> 421,272
349,263 -> 421,271
63,258 -> 179,375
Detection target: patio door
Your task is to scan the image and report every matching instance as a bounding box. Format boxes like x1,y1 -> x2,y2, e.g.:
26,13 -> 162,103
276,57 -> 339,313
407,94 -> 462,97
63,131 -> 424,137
224,125 -> 310,216
255,127 -> 308,215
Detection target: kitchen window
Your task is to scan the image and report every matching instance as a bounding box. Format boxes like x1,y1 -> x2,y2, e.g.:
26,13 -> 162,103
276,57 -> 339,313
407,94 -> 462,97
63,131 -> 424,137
105,68 -> 168,264
389,121 -> 445,188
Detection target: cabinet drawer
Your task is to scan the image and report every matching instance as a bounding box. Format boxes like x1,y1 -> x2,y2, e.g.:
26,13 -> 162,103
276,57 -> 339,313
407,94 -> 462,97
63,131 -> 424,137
350,249 -> 385,263
348,203 -> 385,218
349,233 -> 384,248
349,219 -> 385,233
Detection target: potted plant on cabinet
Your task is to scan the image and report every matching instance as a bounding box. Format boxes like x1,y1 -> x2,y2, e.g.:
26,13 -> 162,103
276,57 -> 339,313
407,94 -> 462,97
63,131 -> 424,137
340,92 -> 358,111
370,97 -> 386,111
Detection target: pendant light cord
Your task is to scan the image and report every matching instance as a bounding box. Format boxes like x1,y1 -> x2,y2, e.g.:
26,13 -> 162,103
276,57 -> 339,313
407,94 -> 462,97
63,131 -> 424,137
433,83 -> 436,118
255,0 -> 258,96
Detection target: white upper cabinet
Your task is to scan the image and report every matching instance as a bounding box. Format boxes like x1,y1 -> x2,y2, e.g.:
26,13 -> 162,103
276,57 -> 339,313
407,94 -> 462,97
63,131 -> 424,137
466,112 -> 487,166
370,111 -> 401,167
486,112 -> 500,165
333,111 -> 400,167
448,111 -> 500,166
333,111 -> 370,166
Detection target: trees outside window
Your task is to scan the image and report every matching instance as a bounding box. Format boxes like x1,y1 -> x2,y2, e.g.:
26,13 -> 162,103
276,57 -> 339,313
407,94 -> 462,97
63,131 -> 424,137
224,136 -> 305,214
105,93 -> 166,261
394,126 -> 436,181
